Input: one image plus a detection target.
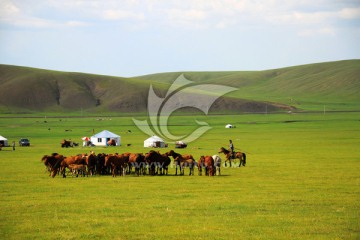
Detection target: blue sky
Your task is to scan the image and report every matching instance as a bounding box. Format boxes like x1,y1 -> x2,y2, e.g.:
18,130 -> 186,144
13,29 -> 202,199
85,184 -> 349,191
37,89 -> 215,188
0,0 -> 359,77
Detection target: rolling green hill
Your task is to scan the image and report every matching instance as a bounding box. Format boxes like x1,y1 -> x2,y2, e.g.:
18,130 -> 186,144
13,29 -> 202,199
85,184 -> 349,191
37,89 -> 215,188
0,60 -> 359,114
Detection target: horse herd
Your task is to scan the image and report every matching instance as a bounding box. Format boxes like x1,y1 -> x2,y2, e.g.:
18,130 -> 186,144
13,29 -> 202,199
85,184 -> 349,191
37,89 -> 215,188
41,148 -> 246,178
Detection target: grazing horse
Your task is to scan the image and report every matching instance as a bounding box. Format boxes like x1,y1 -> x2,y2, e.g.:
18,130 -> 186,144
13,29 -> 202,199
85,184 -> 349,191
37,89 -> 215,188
123,153 -> 146,176
219,147 -> 246,167
166,150 -> 195,175
104,154 -> 128,177
178,157 -> 197,176
197,156 -> 215,176
85,152 -> 97,176
96,153 -> 107,175
68,164 -> 87,177
212,155 -> 222,175
41,153 -> 64,177
144,150 -> 171,175
60,154 -> 87,178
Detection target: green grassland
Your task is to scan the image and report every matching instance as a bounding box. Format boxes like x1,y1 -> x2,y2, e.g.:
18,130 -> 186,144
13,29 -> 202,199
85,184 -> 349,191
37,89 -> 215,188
0,112 -> 359,239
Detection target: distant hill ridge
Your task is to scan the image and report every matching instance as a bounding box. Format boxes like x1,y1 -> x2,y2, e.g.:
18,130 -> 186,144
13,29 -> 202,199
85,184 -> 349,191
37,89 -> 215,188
0,60 -> 359,114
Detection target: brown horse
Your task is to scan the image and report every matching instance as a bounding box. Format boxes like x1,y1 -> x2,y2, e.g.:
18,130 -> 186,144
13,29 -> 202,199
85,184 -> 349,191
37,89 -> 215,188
166,150 -> 195,175
124,153 -> 146,176
144,150 -> 171,175
107,139 -> 116,146
85,151 -> 97,176
42,153 -> 65,177
60,154 -> 87,177
68,164 -> 87,177
104,153 -> 128,177
198,156 -> 215,176
219,147 -> 246,167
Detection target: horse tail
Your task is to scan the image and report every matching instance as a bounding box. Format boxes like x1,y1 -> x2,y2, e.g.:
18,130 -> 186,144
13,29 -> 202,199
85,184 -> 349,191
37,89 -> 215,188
242,152 -> 246,164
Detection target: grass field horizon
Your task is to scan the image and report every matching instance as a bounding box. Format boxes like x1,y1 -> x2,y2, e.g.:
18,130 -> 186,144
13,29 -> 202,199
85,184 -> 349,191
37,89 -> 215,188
0,112 -> 359,239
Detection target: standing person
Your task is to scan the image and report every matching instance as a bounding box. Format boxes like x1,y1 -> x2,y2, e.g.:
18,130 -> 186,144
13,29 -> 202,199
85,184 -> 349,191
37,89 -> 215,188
12,141 -> 15,151
229,140 -> 234,159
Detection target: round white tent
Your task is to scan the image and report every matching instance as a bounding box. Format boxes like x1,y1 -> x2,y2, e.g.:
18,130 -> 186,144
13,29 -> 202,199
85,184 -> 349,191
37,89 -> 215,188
0,135 -> 9,147
144,136 -> 166,148
225,124 -> 233,128
90,130 -> 121,146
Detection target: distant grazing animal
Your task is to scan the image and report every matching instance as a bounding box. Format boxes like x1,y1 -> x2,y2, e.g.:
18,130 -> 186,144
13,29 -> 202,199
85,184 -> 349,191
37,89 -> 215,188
41,153 -> 65,177
61,139 -> 73,148
104,154 -> 128,177
165,150 -> 195,175
198,156 -> 215,176
68,164 -> 87,177
219,147 -> 246,167
124,153 -> 146,176
212,155 -> 222,175
60,155 -> 87,178
144,150 -> 171,175
96,153 -> 107,175
85,152 -> 97,176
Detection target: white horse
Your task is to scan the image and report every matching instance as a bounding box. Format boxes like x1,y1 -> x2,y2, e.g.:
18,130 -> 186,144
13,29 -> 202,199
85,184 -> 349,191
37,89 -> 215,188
212,155 -> 222,176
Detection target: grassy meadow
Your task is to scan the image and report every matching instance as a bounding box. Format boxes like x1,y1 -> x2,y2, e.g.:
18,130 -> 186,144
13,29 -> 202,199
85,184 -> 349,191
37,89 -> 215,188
0,112 -> 359,239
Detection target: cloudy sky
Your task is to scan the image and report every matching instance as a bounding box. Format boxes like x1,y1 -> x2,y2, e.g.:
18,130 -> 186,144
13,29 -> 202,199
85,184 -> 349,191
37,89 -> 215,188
0,0 -> 359,77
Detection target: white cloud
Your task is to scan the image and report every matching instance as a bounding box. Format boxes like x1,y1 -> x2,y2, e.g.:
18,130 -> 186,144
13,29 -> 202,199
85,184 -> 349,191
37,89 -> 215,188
0,0 -> 359,33
338,7 -> 360,19
102,9 -> 145,21
298,27 -> 336,37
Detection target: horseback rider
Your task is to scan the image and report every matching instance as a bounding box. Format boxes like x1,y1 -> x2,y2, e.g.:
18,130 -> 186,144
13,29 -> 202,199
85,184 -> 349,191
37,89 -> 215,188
229,140 -> 235,159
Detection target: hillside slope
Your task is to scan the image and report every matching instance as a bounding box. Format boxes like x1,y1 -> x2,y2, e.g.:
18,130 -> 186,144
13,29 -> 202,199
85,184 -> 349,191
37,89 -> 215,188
136,60 -> 360,110
0,60 -> 359,114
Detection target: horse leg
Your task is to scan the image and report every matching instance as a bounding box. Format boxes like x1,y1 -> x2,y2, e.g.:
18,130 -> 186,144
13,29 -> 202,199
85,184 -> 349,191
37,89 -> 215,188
61,167 -> 67,178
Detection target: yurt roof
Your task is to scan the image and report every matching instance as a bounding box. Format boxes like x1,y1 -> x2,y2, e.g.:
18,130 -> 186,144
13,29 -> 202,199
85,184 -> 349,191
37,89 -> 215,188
144,136 -> 164,142
0,135 -> 8,140
92,130 -> 120,138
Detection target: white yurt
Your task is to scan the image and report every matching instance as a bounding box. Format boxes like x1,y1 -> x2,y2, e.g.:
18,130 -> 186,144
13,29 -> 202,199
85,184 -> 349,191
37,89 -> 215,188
0,135 -> 9,146
90,130 -> 121,146
225,124 -> 233,128
144,136 -> 166,148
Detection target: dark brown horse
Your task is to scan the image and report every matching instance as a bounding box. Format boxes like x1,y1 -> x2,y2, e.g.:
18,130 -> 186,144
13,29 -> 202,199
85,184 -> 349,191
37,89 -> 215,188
60,154 -> 87,177
104,153 -> 128,177
219,147 -> 246,167
198,156 -> 215,176
41,153 -> 65,177
85,151 -> 97,176
144,150 -> 171,175
124,153 -> 146,176
166,150 -> 195,175
96,153 -> 108,175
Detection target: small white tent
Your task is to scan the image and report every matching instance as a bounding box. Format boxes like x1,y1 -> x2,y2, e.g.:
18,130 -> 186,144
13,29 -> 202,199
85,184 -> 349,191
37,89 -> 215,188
225,124 -> 234,128
0,135 -> 9,147
144,136 -> 166,148
90,130 -> 121,146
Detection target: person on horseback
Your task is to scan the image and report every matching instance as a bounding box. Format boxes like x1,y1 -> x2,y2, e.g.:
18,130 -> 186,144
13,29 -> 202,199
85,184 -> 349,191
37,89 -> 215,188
229,140 -> 235,159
